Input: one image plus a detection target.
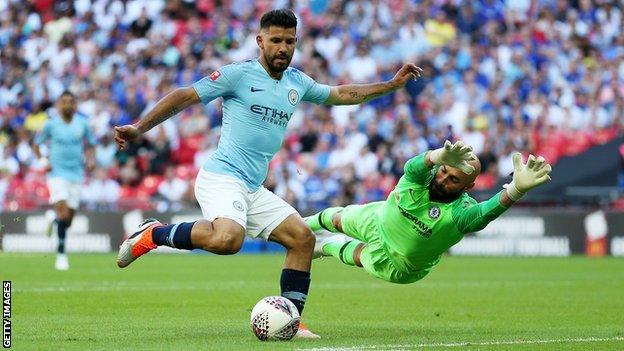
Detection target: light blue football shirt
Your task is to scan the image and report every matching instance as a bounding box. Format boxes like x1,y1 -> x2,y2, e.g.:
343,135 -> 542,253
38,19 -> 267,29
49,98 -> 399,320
192,59 -> 330,191
35,110 -> 96,182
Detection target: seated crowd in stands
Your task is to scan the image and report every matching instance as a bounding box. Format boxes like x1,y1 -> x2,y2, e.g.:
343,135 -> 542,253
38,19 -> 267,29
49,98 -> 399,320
0,0 -> 622,212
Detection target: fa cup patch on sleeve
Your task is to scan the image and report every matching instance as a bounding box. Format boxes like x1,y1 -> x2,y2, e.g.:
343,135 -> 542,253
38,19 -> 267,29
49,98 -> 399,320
210,71 -> 221,80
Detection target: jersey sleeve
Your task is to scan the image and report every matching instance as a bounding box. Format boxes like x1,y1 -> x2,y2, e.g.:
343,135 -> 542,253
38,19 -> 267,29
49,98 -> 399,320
452,191 -> 510,234
34,121 -> 50,145
299,71 -> 331,104
192,64 -> 243,104
403,152 -> 434,185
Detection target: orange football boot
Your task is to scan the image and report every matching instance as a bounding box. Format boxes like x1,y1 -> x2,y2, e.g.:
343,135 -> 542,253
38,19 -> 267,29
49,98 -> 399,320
116,218 -> 162,268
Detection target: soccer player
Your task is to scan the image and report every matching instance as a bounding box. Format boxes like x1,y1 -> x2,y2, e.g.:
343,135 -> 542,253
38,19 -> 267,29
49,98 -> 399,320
33,91 -> 97,270
113,9 -> 422,338
306,140 -> 552,284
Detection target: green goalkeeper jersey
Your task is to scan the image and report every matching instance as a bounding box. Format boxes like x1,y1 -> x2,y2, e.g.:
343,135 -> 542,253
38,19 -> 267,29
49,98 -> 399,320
378,153 -> 509,272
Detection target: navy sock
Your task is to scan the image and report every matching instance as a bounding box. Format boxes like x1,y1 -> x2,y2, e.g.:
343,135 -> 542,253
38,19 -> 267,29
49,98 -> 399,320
280,269 -> 311,315
57,220 -> 69,254
151,222 -> 195,250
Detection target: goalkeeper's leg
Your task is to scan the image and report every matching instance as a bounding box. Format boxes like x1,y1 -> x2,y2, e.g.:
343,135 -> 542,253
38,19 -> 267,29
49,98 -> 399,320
316,235 -> 366,267
305,203 -> 383,266
305,207 -> 345,233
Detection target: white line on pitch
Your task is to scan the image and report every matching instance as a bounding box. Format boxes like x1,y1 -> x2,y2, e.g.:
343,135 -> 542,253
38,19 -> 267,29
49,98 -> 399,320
300,336 -> 624,350
14,279 -> 622,293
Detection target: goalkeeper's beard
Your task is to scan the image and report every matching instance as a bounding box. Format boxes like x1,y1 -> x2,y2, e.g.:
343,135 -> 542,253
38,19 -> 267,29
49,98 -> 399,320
428,179 -> 463,203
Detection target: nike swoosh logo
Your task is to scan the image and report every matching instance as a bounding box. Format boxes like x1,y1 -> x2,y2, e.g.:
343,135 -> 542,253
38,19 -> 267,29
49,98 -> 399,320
250,87 -> 264,92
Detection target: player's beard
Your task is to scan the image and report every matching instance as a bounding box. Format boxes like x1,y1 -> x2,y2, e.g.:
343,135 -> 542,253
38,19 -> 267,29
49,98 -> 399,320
266,52 -> 292,73
428,179 -> 463,203
60,109 -> 74,120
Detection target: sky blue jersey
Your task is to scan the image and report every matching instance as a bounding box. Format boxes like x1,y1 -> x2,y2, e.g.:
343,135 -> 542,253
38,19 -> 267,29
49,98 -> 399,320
34,110 -> 96,183
192,59 -> 330,191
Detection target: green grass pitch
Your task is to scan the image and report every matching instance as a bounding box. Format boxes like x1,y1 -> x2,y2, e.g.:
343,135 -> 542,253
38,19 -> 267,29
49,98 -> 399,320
1,253 -> 623,350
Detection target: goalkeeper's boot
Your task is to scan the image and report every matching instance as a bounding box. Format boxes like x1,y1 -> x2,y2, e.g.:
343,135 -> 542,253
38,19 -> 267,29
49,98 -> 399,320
296,322 -> 320,339
117,218 -> 162,268
312,231 -> 351,259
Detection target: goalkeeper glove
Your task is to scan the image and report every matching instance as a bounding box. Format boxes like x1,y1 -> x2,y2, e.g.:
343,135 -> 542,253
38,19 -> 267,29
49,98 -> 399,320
428,140 -> 477,174
505,153 -> 552,201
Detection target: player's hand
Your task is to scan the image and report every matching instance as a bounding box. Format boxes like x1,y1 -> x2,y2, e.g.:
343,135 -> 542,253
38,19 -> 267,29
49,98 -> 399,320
505,153 -> 552,201
113,124 -> 141,150
85,157 -> 96,173
428,140 -> 477,174
391,63 -> 424,88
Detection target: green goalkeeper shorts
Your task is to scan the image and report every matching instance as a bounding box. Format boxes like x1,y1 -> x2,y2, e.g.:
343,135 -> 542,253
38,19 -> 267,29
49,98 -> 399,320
340,202 -> 430,284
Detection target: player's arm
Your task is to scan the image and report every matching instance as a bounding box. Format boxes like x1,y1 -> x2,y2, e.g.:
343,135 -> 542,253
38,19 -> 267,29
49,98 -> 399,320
324,63 -> 423,105
403,153 -> 434,185
454,153 -> 552,233
453,191 -> 509,233
84,119 -> 97,171
114,87 -> 200,149
32,143 -> 43,159
32,122 -> 51,171
85,146 -> 96,172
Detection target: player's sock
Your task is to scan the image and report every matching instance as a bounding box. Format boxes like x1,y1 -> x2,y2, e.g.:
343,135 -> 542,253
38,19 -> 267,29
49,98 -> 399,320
151,222 -> 195,250
280,269 -> 310,315
57,220 -> 69,254
306,207 -> 343,232
322,239 -> 359,266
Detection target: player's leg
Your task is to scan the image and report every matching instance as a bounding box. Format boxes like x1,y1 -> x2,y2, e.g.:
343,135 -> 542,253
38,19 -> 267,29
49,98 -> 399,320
52,200 -> 72,270
305,206 -> 344,233
152,218 -> 246,253
268,215 -> 318,338
246,188 -> 317,338
268,215 -> 314,310
246,189 -> 314,314
47,177 -> 77,270
117,170 -> 248,268
305,202 -> 384,238
53,200 -> 71,253
314,232 -> 365,267
307,202 -> 382,263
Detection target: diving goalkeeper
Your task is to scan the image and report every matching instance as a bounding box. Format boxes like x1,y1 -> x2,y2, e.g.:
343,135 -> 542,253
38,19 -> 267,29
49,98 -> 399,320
306,140 -> 552,284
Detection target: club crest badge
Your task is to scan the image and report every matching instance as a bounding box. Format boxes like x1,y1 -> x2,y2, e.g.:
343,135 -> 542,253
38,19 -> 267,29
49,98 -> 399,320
428,206 -> 440,219
288,89 -> 298,105
233,200 -> 244,212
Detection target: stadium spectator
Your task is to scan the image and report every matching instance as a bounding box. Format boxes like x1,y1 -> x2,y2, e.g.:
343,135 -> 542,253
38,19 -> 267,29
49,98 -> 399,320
156,165 -> 188,211
82,168 -> 120,211
0,0 -> 623,213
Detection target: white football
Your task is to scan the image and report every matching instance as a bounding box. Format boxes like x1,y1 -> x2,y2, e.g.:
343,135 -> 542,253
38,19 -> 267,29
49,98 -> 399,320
250,296 -> 300,341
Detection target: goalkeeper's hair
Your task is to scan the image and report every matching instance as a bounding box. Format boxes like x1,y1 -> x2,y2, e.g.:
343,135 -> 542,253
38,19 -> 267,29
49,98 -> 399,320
260,9 -> 297,30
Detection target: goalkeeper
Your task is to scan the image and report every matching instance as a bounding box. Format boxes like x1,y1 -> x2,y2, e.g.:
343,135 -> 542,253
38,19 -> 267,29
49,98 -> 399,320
306,140 -> 552,284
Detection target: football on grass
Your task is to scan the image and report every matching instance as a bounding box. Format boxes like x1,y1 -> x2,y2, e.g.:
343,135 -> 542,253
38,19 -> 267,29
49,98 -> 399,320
250,296 -> 300,341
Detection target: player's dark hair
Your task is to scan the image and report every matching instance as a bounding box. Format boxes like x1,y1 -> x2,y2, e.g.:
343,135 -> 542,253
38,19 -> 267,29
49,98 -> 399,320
260,9 -> 297,29
59,90 -> 76,99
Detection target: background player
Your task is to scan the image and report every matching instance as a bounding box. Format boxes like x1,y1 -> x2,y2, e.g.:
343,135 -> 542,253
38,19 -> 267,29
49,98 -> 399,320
113,9 -> 422,338
33,91 -> 96,270
306,140 -> 552,284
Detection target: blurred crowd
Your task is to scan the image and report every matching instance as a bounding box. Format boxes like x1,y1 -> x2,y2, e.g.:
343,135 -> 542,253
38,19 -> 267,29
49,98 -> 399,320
0,0 -> 623,212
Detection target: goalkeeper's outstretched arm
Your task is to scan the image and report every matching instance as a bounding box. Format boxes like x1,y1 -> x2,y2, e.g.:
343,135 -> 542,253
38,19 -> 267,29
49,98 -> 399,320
453,152 -> 552,233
